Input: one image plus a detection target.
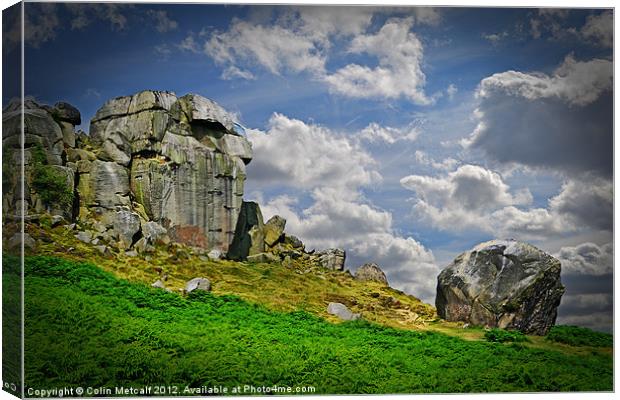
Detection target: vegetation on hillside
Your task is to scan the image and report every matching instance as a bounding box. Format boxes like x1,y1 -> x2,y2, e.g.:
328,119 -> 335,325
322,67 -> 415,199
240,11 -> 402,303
546,325 -> 613,348
8,256 -> 613,393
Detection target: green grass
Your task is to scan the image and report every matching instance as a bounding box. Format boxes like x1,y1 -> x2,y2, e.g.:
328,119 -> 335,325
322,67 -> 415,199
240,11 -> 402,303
484,328 -> 528,343
546,325 -> 613,348
14,255 -> 613,394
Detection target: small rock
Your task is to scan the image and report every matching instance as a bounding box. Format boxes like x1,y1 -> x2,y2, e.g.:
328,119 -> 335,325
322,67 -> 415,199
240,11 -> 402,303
94,245 -> 110,256
66,223 -> 77,230
76,231 -> 93,243
92,221 -> 108,233
142,221 -> 170,245
51,215 -> 65,227
8,232 -> 36,251
134,237 -> 154,254
247,252 -> 279,264
283,234 -> 304,249
207,249 -> 223,260
125,250 -> 138,257
327,302 -> 361,321
316,248 -> 346,271
185,277 -> 211,294
355,262 -> 388,285
91,238 -> 100,245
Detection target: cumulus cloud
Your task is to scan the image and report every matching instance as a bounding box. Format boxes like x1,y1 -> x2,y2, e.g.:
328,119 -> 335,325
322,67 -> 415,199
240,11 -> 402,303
580,10 -> 613,48
147,10 -> 178,33
446,84 -> 458,100
414,151 -> 459,171
66,3 -> 129,31
467,55 -> 613,177
205,19 -> 327,76
246,113 -> 379,190
185,8 -> 434,103
324,17 -> 431,104
482,31 -> 508,44
556,242 -> 613,276
399,165 -> 611,237
358,122 -> 420,144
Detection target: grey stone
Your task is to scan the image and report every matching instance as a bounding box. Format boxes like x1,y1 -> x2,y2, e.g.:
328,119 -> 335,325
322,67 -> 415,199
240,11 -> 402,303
76,231 -> 93,243
185,277 -> 212,294
435,239 -> 565,335
151,279 -> 171,292
355,262 -> 388,285
51,215 -> 65,227
125,250 -> 138,257
134,237 -> 154,254
8,232 -> 36,251
208,249 -> 223,260
283,234 -> 304,250
111,211 -> 141,249
316,248 -> 346,271
94,245 -> 110,256
53,101 -> 81,125
327,302 -> 361,321
141,221 -> 170,245
263,215 -> 286,247
228,201 -> 265,260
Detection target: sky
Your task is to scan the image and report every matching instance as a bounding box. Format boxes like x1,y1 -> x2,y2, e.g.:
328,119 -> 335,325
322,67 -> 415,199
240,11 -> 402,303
2,1 -> 614,332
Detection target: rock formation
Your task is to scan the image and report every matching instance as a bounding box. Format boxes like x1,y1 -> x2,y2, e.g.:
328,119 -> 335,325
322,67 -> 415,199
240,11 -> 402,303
2,91 -> 353,272
355,263 -> 388,285
435,239 -> 565,335
327,302 -> 361,321
3,91 -> 252,254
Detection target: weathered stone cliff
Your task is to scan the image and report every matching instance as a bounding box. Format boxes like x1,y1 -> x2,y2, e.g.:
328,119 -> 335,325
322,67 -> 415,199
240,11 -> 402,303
3,90 -> 252,253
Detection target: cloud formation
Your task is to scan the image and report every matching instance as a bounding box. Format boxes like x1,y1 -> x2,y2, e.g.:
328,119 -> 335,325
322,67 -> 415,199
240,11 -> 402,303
147,10 -> 178,33
246,113 -> 379,190
184,8 -> 436,103
556,242 -> 613,276
400,164 -> 612,238
324,17 -> 431,104
358,122 -> 420,144
467,55 -> 612,177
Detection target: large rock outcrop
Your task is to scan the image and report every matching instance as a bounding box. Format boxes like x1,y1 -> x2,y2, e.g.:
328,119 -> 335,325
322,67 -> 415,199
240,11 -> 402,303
435,239 -> 564,335
84,90 -> 252,252
3,90 -> 253,254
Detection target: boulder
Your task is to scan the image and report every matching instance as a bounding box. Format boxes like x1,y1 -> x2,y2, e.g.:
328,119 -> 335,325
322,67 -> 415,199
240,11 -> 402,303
227,201 -> 265,260
141,221 -> 170,245
8,232 -> 36,251
316,248 -> 346,271
435,239 -> 565,335
283,234 -> 304,250
207,249 -> 223,260
263,215 -> 286,247
355,263 -> 388,285
75,231 -> 93,244
53,101 -> 81,125
327,302 -> 361,321
185,277 -> 212,294
111,211 -> 141,249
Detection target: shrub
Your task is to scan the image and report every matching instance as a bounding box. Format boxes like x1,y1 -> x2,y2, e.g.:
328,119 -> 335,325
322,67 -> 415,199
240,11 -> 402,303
484,328 -> 528,343
30,144 -> 73,210
546,325 -> 612,347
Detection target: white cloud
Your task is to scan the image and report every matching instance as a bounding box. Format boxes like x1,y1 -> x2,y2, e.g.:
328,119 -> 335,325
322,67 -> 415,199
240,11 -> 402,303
358,122 -> 420,144
556,242 -> 613,276
205,19 -> 326,76
66,3 -> 129,32
148,10 -> 178,33
466,55 -> 612,177
549,177 -> 613,231
398,165 -> 600,237
246,113 -> 379,190
324,17 -> 431,104
580,10 -> 613,48
482,31 -> 508,44
446,84 -> 458,100
414,151 -> 459,171
221,66 -> 256,81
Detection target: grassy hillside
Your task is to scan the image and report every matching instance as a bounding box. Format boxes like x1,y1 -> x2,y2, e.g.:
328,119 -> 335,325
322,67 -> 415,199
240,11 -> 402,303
10,256 -> 613,393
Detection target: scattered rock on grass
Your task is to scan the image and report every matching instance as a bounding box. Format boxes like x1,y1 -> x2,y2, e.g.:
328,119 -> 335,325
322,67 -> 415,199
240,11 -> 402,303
327,302 -> 361,321
185,277 -> 212,294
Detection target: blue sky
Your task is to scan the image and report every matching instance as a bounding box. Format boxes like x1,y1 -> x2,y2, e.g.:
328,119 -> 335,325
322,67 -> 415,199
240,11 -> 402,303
4,2 -> 613,331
